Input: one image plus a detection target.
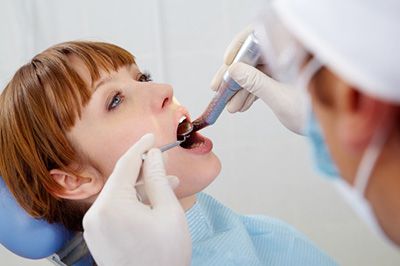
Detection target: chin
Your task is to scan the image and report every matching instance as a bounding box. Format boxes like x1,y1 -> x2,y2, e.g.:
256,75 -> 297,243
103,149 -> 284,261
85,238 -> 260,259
167,151 -> 221,199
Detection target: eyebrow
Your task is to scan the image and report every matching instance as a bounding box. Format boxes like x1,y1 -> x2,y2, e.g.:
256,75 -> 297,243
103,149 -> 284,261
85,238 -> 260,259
93,76 -> 113,90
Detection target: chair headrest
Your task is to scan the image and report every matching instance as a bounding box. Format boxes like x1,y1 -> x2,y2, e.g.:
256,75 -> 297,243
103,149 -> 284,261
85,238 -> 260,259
0,177 -> 72,259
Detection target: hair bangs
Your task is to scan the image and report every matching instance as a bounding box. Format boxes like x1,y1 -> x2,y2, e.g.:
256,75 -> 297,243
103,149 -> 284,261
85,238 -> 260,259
32,41 -> 136,130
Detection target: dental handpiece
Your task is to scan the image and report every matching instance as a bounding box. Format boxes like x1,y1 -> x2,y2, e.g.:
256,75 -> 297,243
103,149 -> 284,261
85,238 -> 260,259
191,31 -> 262,133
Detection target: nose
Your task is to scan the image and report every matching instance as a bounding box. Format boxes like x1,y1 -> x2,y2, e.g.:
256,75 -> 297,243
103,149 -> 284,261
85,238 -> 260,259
148,83 -> 173,113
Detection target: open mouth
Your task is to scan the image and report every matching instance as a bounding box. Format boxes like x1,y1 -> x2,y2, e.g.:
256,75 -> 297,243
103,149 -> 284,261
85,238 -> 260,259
177,116 -> 206,149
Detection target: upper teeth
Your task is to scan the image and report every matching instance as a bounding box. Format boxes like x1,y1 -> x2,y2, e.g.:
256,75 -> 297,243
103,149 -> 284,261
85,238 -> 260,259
179,116 -> 186,124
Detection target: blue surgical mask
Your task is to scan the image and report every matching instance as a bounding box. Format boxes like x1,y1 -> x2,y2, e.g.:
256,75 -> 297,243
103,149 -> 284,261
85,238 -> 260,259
305,111 -> 340,178
293,57 -> 339,178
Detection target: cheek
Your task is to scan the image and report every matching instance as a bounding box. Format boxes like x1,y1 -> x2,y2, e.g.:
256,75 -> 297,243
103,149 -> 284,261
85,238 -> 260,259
162,150 -> 221,198
88,118 -> 160,177
311,89 -> 337,154
310,81 -> 338,152
312,91 -> 356,182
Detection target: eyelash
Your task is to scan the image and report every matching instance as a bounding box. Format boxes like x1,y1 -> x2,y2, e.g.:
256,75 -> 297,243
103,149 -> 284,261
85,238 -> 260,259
107,91 -> 124,111
107,72 -> 152,111
138,72 -> 152,82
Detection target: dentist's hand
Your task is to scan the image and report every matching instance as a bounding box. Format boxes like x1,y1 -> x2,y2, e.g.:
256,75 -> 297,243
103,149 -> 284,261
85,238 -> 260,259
211,27 -> 306,135
82,134 -> 191,266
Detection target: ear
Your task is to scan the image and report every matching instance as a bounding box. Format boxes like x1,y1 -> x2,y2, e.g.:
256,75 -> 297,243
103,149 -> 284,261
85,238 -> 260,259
337,86 -> 393,154
50,167 -> 103,200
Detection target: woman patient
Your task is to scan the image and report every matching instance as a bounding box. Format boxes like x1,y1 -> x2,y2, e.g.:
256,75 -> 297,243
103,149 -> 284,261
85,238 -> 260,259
0,41 -> 336,265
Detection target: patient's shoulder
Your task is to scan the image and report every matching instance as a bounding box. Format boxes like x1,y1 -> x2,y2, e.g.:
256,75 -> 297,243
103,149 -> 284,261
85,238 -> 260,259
197,193 -> 312,241
241,214 -> 299,235
192,194 -> 336,265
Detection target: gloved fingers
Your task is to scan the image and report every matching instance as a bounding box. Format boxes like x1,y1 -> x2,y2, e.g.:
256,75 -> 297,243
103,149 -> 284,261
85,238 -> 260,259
166,175 -> 180,189
211,27 -> 254,93
229,62 -> 294,104
135,174 -> 179,190
103,133 -> 155,194
226,89 -> 249,113
135,175 -> 179,204
240,94 -> 258,112
210,64 -> 228,91
143,148 -> 181,210
224,26 -> 254,65
228,62 -> 273,99
228,90 -> 257,113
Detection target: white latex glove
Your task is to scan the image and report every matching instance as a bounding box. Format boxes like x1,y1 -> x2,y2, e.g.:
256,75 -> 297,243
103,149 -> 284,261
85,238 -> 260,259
82,134 -> 191,266
211,27 -> 307,135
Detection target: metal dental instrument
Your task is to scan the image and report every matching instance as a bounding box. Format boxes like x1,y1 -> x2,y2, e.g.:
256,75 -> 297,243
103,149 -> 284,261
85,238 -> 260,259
159,138 -> 186,152
177,31 -> 262,140
176,118 -> 194,140
141,137 -> 187,160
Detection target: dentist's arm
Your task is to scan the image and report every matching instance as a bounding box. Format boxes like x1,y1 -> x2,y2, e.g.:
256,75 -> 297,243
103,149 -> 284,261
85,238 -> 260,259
82,134 -> 191,266
211,28 -> 306,135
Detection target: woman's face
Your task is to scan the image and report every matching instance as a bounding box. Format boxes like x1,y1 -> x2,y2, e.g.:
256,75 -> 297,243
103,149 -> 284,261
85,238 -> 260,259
67,57 -> 221,200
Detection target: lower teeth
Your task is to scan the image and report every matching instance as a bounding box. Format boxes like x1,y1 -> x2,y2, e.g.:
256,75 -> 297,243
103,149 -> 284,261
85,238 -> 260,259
189,140 -> 204,149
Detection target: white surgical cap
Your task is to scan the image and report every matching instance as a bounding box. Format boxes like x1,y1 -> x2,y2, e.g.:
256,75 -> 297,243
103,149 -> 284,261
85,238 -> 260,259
272,0 -> 400,103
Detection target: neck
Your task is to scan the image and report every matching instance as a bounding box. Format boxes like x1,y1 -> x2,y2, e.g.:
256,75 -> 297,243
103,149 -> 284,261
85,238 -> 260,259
366,129 -> 400,245
179,194 -> 197,211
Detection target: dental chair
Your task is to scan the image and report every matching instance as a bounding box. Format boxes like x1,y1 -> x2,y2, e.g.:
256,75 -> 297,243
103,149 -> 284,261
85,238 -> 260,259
0,177 -> 93,265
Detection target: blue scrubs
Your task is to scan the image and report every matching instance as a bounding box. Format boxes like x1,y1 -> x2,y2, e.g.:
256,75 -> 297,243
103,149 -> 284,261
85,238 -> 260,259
186,193 -> 337,266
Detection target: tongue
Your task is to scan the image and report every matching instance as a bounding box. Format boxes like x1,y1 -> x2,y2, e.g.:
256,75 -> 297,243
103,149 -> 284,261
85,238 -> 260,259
180,132 -> 213,154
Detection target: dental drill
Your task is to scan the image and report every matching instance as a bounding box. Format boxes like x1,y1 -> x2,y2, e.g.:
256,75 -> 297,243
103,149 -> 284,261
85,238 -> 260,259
177,31 -> 262,139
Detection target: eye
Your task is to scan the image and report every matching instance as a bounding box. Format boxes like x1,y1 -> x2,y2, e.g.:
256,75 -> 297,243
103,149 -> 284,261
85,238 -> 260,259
107,92 -> 124,111
137,72 -> 152,82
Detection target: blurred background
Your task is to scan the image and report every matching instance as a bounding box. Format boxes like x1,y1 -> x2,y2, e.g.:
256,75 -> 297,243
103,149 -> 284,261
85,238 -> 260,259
0,0 -> 399,265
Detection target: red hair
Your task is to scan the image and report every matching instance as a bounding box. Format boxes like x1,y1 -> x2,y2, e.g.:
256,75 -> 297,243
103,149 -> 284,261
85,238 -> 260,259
0,41 -> 135,231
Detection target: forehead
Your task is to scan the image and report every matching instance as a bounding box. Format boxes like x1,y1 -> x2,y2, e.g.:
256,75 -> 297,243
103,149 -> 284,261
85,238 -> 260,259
67,55 -> 139,90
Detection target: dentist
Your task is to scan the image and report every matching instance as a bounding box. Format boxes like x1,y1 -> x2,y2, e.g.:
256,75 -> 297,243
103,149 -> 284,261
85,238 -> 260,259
211,0 -> 400,246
